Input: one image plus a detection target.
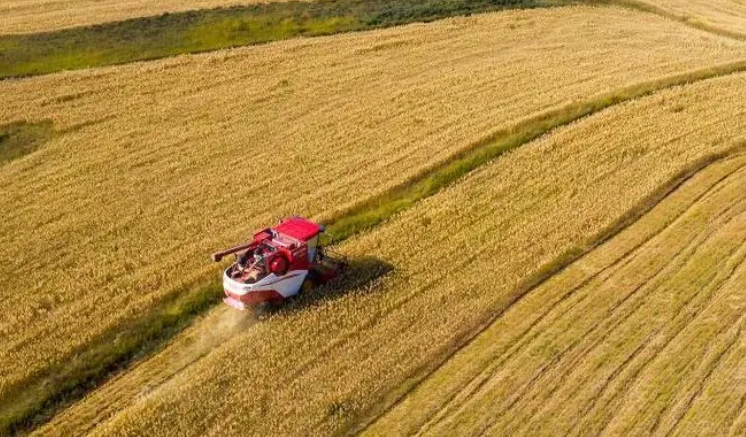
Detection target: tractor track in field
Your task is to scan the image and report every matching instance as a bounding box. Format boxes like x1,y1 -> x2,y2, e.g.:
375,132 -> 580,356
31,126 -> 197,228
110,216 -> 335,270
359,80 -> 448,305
408,187 -> 724,437
20,64 -> 746,437
410,251 -> 640,437
470,230 -> 746,437
386,158 -> 743,434
725,382 -> 746,435
658,319 -> 746,437
359,151 -> 746,437
483,161 -> 746,436
563,332 -> 654,436
507,181 -> 746,427
408,192 -> 698,434
586,238 -> 746,436
556,227 -> 746,436
539,199 -> 746,436
646,254 -> 746,436
633,245 -> 746,431
349,162 -> 746,437
514,236 -> 746,437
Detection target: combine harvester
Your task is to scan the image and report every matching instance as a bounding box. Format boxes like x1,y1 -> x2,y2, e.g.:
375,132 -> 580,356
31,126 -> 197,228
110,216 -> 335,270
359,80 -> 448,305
212,217 -> 346,310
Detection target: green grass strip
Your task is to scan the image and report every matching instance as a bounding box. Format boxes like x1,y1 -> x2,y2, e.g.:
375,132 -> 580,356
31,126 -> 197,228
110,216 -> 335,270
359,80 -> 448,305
324,60 -> 746,240
3,60 -> 746,437
0,121 -> 55,165
0,0 -> 547,79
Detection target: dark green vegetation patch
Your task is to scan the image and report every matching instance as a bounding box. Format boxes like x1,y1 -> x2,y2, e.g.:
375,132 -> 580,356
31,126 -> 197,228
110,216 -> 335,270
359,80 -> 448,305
0,0 -> 546,79
0,121 -> 55,165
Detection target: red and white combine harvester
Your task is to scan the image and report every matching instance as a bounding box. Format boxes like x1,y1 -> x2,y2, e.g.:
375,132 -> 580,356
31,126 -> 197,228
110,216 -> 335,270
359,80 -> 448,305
211,217 -> 346,310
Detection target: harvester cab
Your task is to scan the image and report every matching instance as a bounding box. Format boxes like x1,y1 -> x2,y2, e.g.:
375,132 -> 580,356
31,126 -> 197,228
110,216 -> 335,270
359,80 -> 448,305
211,216 -> 346,310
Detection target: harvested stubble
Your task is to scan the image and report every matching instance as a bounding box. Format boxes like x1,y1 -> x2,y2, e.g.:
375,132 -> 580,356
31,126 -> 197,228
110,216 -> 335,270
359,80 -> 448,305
50,73 -> 746,437
362,146 -> 746,437
634,0 -> 746,39
3,6 -> 744,399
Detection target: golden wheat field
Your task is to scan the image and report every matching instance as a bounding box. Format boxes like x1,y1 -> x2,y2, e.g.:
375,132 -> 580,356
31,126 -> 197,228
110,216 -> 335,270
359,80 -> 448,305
5,0 -> 746,435
4,6 -> 744,396
636,0 -> 746,37
363,150 -> 746,437
31,306 -> 250,437
0,0 -> 291,34
31,72 -> 746,437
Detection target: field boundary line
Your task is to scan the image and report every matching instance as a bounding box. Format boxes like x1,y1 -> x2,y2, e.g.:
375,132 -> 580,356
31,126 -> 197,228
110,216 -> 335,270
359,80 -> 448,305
352,145 -> 746,437
4,61 -> 746,437
506,185 -> 746,437
0,0 -> 563,80
2,0 -> 741,79
346,151 -> 746,436
409,159 -> 746,437
324,59 -> 746,239
586,0 -> 746,41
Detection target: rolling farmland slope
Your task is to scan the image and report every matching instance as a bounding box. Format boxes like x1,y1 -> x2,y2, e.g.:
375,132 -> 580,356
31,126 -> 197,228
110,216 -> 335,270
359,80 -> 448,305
633,0 -> 746,39
4,5 -> 744,406
0,0 -> 551,79
0,0 -> 298,34
362,147 -> 746,437
39,73 -> 746,437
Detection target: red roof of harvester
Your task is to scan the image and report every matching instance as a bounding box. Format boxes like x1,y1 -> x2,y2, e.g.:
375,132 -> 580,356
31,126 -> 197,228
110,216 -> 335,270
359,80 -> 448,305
274,217 -> 322,242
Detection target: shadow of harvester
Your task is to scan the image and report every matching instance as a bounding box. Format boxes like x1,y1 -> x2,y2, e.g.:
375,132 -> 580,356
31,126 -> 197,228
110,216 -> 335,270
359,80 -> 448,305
262,256 -> 395,316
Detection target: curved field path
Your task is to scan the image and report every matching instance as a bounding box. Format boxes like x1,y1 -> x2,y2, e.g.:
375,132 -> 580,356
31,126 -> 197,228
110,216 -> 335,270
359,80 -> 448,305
364,153 -> 746,437
4,6 -> 743,398
33,71 -> 746,437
